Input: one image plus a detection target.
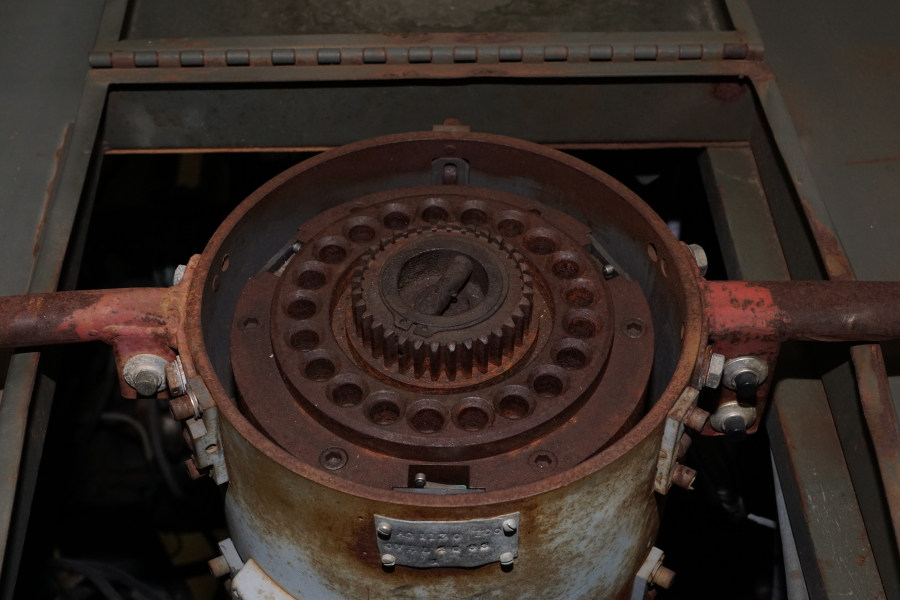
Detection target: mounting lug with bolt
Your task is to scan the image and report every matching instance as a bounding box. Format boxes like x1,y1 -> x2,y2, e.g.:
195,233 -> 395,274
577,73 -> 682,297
704,353 -> 725,389
709,400 -> 757,441
123,354 -> 169,397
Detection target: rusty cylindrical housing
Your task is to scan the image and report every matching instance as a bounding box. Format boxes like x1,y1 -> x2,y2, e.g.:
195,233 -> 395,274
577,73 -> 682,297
184,132 -> 705,598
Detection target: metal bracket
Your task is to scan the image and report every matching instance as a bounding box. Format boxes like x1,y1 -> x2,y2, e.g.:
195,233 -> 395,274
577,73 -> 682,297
231,559 -> 294,600
432,157 -> 469,186
184,375 -> 228,484
631,546 -> 675,599
654,386 -> 699,494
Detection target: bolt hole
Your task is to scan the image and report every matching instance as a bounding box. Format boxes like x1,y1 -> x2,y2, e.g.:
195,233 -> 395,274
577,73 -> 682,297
524,229 -> 561,255
564,310 -> 601,339
410,408 -> 445,434
347,224 -> 376,243
205,444 -> 218,454
305,358 -> 336,381
660,257 -> 668,277
320,447 -> 348,470
564,283 -> 596,307
528,207 -> 542,215
212,275 -> 220,291
221,255 -> 230,272
456,406 -> 489,431
241,317 -> 259,331
496,219 -> 525,237
318,244 -> 347,264
370,401 -> 401,425
290,329 -> 319,350
555,347 -> 587,370
533,374 -> 564,398
287,299 -> 317,319
422,206 -> 449,223
498,395 -> 530,419
551,252 -> 582,279
530,450 -> 558,472
460,208 -> 488,226
297,269 -> 327,290
332,383 -> 364,407
647,242 -> 658,262
383,211 -> 410,229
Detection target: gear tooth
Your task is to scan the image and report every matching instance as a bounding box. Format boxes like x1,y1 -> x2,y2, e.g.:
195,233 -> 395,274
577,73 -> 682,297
383,330 -> 399,368
460,339 -> 474,378
501,320 -> 517,356
488,328 -> 504,366
512,308 -> 526,344
413,340 -> 427,379
397,336 -> 412,374
360,312 -> 375,348
518,298 -> 533,331
371,321 -> 385,358
444,342 -> 458,381
475,335 -> 489,374
429,342 -> 441,381
353,299 -> 367,335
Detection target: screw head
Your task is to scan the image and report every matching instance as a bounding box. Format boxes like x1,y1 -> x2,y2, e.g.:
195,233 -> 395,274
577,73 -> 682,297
413,472 -> 427,488
499,551 -> 515,566
602,263 -> 616,278
381,554 -> 397,567
377,521 -> 393,538
502,519 -> 517,534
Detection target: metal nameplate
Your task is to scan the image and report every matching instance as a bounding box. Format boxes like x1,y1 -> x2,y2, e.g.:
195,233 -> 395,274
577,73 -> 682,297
374,513 -> 519,568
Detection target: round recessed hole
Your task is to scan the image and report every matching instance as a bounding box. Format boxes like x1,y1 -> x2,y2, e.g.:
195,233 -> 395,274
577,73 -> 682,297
327,375 -> 368,407
523,228 -> 561,255
459,200 -> 489,227
563,278 -> 597,307
343,215 -> 379,243
303,350 -> 338,381
367,392 -> 404,426
527,206 -> 542,216
409,407 -> 445,434
550,251 -> 582,279
494,386 -> 534,420
495,211 -> 527,237
452,397 -> 493,432
295,261 -> 328,290
319,447 -> 348,471
212,275 -> 220,291
348,203 -> 366,213
313,236 -> 350,265
647,242 -> 658,262
444,144 -> 456,155
205,444 -> 218,454
624,318 -> 647,339
240,317 -> 259,331
554,339 -> 592,371
290,329 -> 320,350
382,203 -> 413,230
286,293 -> 318,320
221,254 -> 230,272
529,365 -> 569,398
660,257 -> 668,277
421,199 -> 450,224
564,308 -> 602,339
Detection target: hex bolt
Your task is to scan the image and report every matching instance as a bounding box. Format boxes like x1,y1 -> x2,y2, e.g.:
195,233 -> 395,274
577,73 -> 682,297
169,396 -> 195,421
208,555 -> 230,578
185,457 -> 204,480
723,414 -> 748,442
651,565 -> 676,589
413,473 -> 427,488
687,243 -> 708,276
381,554 -> 397,567
499,552 -> 515,566
377,521 -> 393,538
172,264 -> 187,286
671,464 -> 697,490
704,353 -> 725,389
123,354 -> 168,397
502,519 -> 517,534
683,405 -> 710,432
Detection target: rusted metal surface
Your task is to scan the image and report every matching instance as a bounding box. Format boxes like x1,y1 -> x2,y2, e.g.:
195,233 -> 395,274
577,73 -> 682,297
850,343 -> 900,554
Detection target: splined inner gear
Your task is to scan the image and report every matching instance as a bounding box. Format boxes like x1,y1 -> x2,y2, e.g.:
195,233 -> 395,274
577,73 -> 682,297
233,184 -> 655,485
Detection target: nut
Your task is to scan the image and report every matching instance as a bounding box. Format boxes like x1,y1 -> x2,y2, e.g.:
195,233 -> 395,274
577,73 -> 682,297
704,353 -> 725,389
169,396 -> 195,421
722,356 -> 768,390
683,405 -> 710,432
687,243 -> 708,276
123,354 -> 168,396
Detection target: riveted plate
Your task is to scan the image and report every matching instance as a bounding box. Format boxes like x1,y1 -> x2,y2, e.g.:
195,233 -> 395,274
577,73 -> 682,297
374,513 -> 519,568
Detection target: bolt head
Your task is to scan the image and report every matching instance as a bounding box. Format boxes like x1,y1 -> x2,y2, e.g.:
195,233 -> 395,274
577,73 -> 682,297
704,353 -> 725,389
381,554 -> 396,567
377,521 -> 393,538
499,551 -> 515,566
413,473 -> 427,487
173,264 -> 187,286
687,244 -> 708,276
133,370 -> 162,397
502,519 -> 517,534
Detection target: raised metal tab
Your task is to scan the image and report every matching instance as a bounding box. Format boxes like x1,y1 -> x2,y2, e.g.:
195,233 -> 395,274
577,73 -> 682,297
374,513 -> 519,568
